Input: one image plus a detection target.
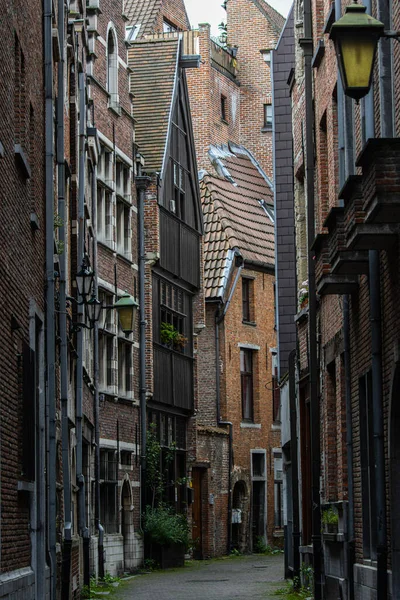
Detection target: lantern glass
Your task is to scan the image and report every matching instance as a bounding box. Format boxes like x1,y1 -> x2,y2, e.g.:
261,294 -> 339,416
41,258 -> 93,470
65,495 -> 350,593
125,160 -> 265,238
76,265 -> 94,298
86,295 -> 103,324
336,34 -> 378,100
114,293 -> 137,334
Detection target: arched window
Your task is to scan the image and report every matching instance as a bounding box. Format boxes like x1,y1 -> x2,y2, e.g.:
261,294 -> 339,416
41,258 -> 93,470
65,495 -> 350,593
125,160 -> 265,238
107,27 -> 118,108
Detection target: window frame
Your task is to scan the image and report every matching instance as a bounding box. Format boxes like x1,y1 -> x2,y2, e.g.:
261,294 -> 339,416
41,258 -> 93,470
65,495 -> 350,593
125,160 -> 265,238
240,349 -> 254,422
107,27 -> 119,109
263,103 -> 273,131
221,94 -> 228,123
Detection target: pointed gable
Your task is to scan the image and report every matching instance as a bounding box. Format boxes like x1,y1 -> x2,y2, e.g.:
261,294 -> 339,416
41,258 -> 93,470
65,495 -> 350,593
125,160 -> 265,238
124,0 -> 190,37
128,38 -> 179,173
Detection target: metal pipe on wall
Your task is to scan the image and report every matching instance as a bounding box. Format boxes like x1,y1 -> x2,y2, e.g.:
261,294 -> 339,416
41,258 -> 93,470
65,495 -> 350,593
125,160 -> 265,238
44,0 -> 56,593
300,0 -> 322,596
288,350 -> 300,588
136,175 -> 151,527
377,0 -> 394,138
57,1 -> 73,596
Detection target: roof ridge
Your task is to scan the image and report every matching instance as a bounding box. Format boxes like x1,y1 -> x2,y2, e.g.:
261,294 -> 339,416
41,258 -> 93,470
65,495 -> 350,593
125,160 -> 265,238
249,0 -> 285,33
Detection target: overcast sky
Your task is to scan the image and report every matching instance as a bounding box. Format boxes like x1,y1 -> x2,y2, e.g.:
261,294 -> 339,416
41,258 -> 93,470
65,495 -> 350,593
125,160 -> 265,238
184,0 -> 293,35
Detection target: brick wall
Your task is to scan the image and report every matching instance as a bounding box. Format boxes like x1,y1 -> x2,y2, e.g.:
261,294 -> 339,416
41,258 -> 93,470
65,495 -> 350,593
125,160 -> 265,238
0,0 -> 45,576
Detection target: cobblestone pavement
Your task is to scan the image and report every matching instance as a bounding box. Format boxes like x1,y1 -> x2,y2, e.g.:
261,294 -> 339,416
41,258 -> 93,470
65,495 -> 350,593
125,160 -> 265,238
112,554 -> 285,600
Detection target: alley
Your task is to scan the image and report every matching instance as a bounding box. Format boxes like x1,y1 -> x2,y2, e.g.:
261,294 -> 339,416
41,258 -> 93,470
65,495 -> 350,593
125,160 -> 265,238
112,555 -> 285,600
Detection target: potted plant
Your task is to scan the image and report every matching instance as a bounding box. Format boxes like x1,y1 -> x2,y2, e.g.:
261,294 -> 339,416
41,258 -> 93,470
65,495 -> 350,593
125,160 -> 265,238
160,322 -> 187,351
322,507 -> 339,534
298,280 -> 309,310
143,505 -> 190,568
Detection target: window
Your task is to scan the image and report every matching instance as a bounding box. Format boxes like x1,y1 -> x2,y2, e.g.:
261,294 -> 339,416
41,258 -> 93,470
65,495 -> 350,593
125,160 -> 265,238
272,351 -> 280,422
14,33 -> 26,147
159,280 -> 188,354
116,199 -> 131,259
274,452 -> 283,528
163,19 -> 177,33
99,290 -> 114,331
260,49 -> 271,66
107,28 -> 118,108
263,103 -> 272,130
120,450 -> 132,466
148,411 -> 187,510
118,341 -> 132,398
172,161 -> 186,220
100,450 -> 118,533
99,334 -> 114,391
116,160 -> 131,202
240,349 -> 253,421
221,95 -> 228,122
359,371 -> 377,559
97,186 -> 113,245
242,278 -> 254,323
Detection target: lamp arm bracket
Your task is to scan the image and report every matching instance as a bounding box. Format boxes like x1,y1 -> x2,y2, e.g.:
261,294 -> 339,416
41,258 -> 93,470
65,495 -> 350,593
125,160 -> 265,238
66,295 -> 86,306
384,30 -> 400,42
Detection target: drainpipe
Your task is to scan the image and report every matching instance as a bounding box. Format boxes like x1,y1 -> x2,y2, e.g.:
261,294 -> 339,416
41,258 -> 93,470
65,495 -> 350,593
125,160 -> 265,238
300,1 -> 322,597
363,0 -> 375,142
288,350 -> 300,588
373,1 -> 391,597
57,1 -> 72,596
369,251 -> 388,600
215,250 -> 244,553
136,175 -> 151,528
44,0 -> 57,594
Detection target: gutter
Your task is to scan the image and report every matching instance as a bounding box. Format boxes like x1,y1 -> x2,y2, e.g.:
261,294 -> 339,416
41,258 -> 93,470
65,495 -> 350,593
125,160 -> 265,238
44,0 -> 57,594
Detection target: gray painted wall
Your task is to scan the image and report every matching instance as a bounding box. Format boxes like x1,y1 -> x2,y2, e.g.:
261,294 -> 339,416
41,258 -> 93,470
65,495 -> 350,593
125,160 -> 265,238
272,7 -> 296,378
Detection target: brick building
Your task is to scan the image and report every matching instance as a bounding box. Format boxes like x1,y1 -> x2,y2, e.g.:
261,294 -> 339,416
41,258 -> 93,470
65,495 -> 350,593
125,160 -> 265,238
186,0 -> 285,179
274,0 -> 400,598
0,0 -> 48,596
127,32 -> 204,547
196,144 -> 280,556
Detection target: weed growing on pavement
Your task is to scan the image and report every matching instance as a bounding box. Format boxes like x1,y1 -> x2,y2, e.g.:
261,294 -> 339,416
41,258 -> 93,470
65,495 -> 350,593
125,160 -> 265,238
273,576 -> 313,600
254,536 -> 284,555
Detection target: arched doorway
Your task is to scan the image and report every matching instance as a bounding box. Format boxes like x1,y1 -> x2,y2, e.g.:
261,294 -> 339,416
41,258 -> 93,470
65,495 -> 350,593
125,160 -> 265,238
121,480 -> 134,572
390,363 -> 400,597
232,481 -> 247,552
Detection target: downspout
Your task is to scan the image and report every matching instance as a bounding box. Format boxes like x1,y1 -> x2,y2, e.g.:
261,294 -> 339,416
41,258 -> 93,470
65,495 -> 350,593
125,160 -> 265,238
300,2 -> 322,598
369,251 -> 388,600
364,0 -> 375,142
215,251 -> 244,553
374,1 -> 390,597
57,1 -> 72,596
136,175 -> 151,528
44,0 -> 57,594
288,350 -> 300,588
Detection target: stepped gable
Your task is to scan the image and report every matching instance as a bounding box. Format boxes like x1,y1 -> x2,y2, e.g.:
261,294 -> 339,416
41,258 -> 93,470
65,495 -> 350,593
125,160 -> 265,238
201,143 -> 275,299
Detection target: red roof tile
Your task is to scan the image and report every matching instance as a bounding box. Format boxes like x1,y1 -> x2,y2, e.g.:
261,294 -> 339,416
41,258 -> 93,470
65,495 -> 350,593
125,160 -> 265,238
202,144 -> 275,299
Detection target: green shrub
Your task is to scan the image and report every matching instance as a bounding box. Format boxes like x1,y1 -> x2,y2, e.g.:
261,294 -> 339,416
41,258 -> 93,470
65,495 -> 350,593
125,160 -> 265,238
321,507 -> 338,526
143,505 -> 190,549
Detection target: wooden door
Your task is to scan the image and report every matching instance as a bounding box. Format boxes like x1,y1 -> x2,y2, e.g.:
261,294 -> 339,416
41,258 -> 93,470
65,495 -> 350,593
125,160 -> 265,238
192,468 -> 203,559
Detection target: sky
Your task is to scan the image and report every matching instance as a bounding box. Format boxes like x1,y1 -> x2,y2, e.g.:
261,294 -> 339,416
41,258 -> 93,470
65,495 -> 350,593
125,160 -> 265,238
184,0 -> 293,36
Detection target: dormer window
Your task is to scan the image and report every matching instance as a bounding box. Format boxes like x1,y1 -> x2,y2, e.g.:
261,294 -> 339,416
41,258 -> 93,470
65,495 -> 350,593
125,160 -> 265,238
107,27 -> 119,109
163,19 -> 177,33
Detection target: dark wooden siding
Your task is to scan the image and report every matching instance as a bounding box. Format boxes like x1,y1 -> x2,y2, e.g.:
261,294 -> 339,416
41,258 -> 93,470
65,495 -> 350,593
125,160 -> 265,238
159,208 -> 200,287
153,346 -> 193,411
181,225 -> 200,287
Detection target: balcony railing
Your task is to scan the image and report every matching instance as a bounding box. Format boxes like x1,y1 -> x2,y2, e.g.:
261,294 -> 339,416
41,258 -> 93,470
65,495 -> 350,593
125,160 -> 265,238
144,30 -> 200,56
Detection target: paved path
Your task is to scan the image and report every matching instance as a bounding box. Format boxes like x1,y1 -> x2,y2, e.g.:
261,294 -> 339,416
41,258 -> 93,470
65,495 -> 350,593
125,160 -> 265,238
112,554 -> 285,600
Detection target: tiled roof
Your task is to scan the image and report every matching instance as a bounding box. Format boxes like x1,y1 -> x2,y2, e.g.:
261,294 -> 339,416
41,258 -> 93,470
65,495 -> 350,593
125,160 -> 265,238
124,0 -> 162,36
251,0 -> 286,33
128,38 -> 179,174
202,144 -> 275,299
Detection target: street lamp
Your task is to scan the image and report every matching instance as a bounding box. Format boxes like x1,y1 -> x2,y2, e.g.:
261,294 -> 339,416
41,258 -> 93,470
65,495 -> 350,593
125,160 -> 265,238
330,2 -> 384,101
86,294 -> 103,326
114,292 -> 138,335
76,264 -> 95,299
